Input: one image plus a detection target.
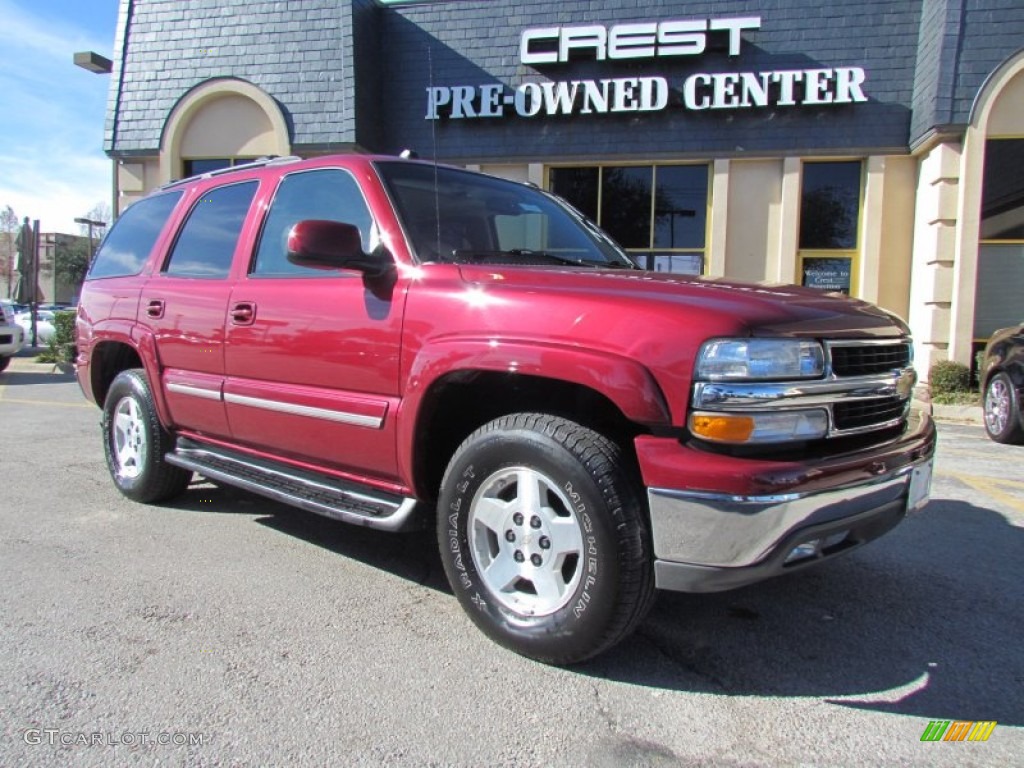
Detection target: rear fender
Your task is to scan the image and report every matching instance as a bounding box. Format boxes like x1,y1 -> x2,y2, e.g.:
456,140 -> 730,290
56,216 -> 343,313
85,323 -> 173,429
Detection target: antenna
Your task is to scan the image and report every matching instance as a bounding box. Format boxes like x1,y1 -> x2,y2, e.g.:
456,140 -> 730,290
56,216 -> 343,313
428,44 -> 442,260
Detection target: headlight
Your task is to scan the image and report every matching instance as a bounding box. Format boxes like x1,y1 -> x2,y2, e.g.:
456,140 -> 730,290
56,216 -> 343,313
695,339 -> 824,381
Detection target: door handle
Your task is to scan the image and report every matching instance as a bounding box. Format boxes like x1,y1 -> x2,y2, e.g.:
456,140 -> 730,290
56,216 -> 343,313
145,299 -> 165,319
231,302 -> 256,325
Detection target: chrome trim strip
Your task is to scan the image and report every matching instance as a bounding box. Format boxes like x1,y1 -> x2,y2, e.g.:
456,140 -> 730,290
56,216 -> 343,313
166,382 -> 223,401
223,392 -> 384,429
692,369 -> 916,410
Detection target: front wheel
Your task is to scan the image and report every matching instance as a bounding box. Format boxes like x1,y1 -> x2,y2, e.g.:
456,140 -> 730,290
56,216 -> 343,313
437,413 -> 654,664
984,371 -> 1024,444
102,369 -> 192,502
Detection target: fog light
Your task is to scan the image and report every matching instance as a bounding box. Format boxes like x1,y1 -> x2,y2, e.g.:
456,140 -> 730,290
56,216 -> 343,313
822,531 -> 849,550
784,540 -> 820,563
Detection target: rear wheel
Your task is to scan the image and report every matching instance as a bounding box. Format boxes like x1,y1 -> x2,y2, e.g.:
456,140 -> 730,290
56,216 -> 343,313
102,369 -> 192,502
984,371 -> 1024,444
0,356 -> 9,373
437,413 -> 654,664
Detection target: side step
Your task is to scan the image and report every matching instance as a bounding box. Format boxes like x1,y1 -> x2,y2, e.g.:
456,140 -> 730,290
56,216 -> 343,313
165,438 -> 424,531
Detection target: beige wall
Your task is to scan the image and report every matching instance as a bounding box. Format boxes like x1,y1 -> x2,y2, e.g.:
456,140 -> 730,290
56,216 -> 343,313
116,157 -> 161,215
178,94 -> 277,159
861,155 -> 916,320
723,159 -> 784,283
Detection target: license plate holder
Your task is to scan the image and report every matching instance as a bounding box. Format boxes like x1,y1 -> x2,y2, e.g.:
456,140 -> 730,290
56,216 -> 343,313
907,460 -> 933,513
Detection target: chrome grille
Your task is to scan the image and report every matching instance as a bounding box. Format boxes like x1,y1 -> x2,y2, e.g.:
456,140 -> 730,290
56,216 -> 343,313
830,341 -> 911,377
833,397 -> 909,432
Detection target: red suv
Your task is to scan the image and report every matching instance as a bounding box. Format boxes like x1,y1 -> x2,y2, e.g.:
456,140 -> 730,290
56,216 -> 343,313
76,155 -> 935,663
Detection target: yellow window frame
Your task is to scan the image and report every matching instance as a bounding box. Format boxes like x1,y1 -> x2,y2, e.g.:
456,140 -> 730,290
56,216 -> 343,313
797,159 -> 864,296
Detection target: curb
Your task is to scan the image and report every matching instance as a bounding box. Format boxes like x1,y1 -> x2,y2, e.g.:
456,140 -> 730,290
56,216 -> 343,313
5,355 -> 74,376
931,403 -> 984,426
915,384 -> 984,426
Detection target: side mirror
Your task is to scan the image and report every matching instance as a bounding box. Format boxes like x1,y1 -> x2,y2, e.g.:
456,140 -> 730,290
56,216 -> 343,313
286,220 -> 391,276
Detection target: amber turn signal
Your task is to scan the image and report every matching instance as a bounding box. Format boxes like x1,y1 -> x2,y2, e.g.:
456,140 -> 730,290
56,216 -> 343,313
690,413 -> 756,442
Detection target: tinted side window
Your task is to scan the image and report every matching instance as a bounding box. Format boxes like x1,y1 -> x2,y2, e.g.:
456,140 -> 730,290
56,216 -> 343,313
87,192 -> 182,279
253,169 -> 374,276
164,181 -> 258,278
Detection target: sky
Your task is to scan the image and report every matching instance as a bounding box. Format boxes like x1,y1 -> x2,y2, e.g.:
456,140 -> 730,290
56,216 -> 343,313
0,0 -> 119,235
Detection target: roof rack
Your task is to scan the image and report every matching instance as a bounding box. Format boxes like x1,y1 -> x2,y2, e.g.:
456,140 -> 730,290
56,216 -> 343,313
159,155 -> 303,191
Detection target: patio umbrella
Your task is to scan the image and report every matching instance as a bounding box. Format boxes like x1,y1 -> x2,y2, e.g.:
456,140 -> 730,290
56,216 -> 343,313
14,217 -> 34,304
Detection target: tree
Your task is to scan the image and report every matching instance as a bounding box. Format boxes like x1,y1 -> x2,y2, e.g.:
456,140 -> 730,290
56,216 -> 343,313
55,236 -> 91,290
76,202 -> 112,238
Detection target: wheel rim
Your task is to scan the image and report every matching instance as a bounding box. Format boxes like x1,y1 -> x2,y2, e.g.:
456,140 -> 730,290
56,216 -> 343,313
467,466 -> 585,618
111,395 -> 146,479
985,378 -> 1010,435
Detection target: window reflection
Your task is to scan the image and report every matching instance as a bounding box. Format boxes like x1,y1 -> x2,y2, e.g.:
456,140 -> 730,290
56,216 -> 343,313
549,163 -> 708,274
981,139 -> 1024,240
799,162 -> 861,250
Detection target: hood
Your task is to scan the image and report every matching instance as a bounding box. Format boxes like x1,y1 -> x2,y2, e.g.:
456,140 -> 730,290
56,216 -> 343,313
456,265 -> 909,339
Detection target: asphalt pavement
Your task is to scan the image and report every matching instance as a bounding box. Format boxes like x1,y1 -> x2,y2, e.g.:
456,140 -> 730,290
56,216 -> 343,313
1,353 -> 1021,767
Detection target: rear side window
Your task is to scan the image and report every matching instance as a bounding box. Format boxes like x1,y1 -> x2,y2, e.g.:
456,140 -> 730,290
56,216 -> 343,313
164,181 -> 258,278
87,191 -> 183,279
252,169 -> 374,277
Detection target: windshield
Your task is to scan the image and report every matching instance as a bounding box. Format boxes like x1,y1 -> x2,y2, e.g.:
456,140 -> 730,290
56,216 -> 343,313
374,161 -> 635,268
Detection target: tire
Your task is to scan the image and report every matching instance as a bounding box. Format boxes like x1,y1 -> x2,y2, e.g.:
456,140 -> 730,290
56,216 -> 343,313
0,356 -> 9,373
102,369 -> 192,503
437,413 -> 654,665
983,371 -> 1024,444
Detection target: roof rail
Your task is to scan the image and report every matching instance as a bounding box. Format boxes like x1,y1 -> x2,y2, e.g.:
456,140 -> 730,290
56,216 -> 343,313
159,155 -> 303,191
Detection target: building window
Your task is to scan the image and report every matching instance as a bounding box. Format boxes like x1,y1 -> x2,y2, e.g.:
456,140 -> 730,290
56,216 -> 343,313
181,157 -> 258,179
974,138 -> 1024,344
549,164 -> 709,274
798,161 -> 862,294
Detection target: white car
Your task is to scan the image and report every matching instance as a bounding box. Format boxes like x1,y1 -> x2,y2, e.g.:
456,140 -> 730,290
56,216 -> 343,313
0,300 -> 26,371
15,310 -> 56,345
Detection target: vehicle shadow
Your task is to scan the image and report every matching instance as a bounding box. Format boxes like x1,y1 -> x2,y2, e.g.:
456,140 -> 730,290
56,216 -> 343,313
0,368 -> 76,386
166,479 -> 450,591
166,483 -> 1023,726
581,498 -> 1024,726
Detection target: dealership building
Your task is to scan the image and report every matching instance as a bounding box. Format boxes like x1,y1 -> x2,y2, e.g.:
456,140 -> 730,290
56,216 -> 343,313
100,0 -> 1024,374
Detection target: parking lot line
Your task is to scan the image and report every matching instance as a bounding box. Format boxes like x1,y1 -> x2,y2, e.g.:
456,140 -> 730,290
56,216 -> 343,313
947,472 -> 1024,515
0,397 -> 94,409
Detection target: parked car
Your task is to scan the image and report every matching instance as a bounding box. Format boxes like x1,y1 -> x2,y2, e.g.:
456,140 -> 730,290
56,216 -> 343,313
75,153 -> 936,664
980,321 -> 1024,444
15,310 -> 56,345
0,299 -> 26,371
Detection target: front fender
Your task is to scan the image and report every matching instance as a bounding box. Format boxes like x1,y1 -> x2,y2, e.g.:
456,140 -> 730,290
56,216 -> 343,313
396,336 -> 671,485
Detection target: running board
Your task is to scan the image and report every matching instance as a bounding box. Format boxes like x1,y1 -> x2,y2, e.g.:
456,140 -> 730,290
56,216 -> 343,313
165,439 -> 424,532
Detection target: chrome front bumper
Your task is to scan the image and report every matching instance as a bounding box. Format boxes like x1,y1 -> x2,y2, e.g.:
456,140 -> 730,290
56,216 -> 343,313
649,456 -> 933,593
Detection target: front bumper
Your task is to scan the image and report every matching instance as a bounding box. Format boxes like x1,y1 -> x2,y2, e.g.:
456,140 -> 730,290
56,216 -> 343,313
639,409 -> 936,593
